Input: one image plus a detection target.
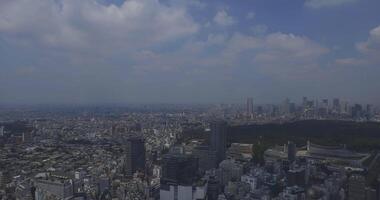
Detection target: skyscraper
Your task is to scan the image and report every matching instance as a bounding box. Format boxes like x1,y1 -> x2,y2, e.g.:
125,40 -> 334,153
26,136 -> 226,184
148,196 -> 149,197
282,98 -> 290,114
192,145 -> 218,173
287,141 -> 296,163
333,98 -> 340,113
161,153 -> 198,185
124,137 -> 146,177
322,99 -> 329,109
246,97 -> 254,116
160,154 -> 203,200
302,97 -> 308,108
352,104 -> 363,119
210,121 -> 228,164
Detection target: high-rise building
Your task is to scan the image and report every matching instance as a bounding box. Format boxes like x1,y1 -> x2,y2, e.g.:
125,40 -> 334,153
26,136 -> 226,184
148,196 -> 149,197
282,98 -> 290,114
192,145 -> 218,173
287,141 -> 296,163
348,174 -> 366,200
160,153 -> 203,200
333,98 -> 340,113
124,137 -> 146,177
352,104 -> 363,119
0,126 -> 4,137
366,104 -> 373,119
302,97 -> 308,108
322,99 -> 329,109
161,153 -> 198,185
246,98 -> 254,116
289,103 -> 296,114
210,121 -> 228,164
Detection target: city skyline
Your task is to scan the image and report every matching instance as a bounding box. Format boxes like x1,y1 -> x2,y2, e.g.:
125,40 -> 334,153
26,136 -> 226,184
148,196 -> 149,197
1,0 -> 380,104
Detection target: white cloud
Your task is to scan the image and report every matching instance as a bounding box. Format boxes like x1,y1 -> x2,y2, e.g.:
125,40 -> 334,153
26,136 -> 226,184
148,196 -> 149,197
305,0 -> 357,8
356,25 -> 380,57
213,10 -> 236,26
0,0 -> 199,52
335,25 -> 380,66
152,32 -> 328,79
246,12 -> 255,20
0,0 -> 327,77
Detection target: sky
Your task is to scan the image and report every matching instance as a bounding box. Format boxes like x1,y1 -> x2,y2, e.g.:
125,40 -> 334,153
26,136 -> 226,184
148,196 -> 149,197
0,0 -> 380,105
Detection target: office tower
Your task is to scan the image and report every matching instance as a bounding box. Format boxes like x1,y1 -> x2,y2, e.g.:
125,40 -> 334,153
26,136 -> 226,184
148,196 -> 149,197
307,100 -> 314,109
282,98 -> 290,114
0,126 -> 4,137
333,98 -> 340,112
287,141 -> 296,163
161,153 -> 198,185
342,101 -> 349,113
256,106 -> 263,115
318,99 -> 328,117
302,97 -> 308,108
322,99 -> 328,106
348,174 -> 366,200
246,97 -> 254,116
366,104 -> 373,119
160,154 -> 204,200
210,121 -> 228,164
289,103 -> 296,114
192,145 -> 218,173
125,137 -> 146,177
352,104 -> 363,119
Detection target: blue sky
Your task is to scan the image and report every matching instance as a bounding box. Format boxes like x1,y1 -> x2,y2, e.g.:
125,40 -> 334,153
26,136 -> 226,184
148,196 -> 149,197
0,0 -> 380,104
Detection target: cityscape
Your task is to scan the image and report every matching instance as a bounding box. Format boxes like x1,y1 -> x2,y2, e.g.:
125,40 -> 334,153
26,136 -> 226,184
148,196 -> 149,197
1,0 -> 380,200
1,98 -> 380,199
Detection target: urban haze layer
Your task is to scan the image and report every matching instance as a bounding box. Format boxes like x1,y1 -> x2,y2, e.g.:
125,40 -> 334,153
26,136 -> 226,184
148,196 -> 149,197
1,98 -> 380,200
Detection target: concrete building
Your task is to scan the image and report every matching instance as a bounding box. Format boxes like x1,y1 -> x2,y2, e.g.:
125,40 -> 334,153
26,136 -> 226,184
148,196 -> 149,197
34,175 -> 74,200
348,174 -> 366,200
192,145 -> 218,173
287,141 -> 296,163
124,136 -> 146,177
217,159 -> 244,186
0,126 -> 4,137
210,121 -> 227,164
